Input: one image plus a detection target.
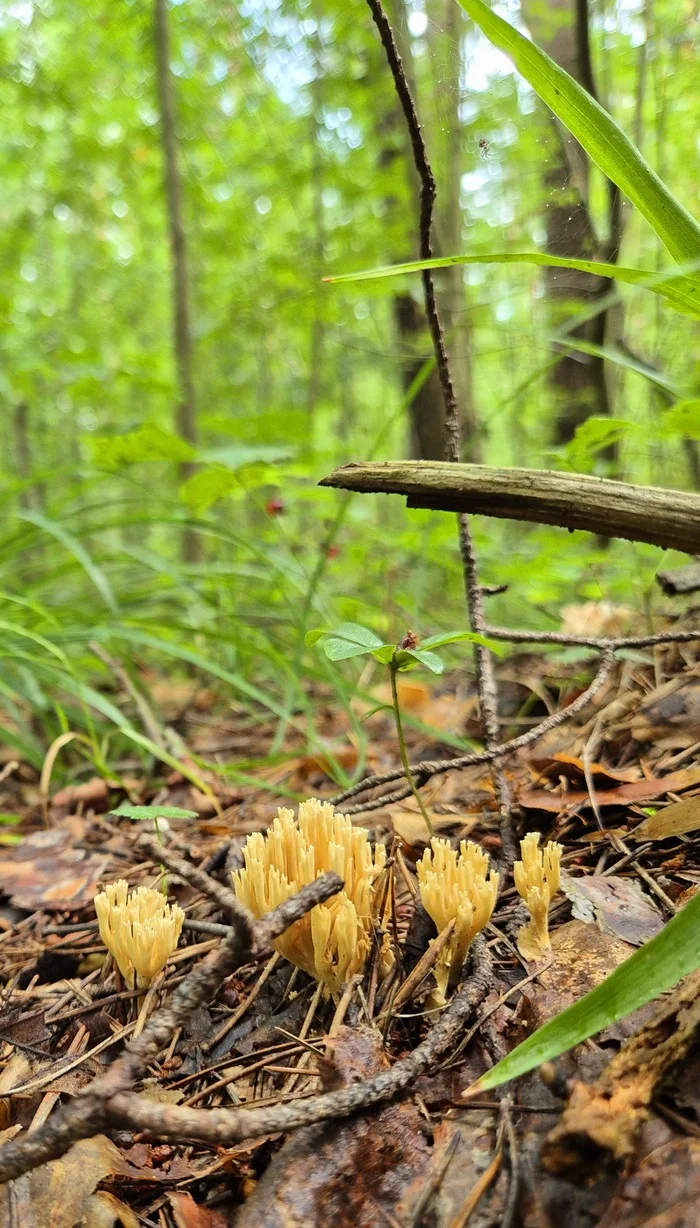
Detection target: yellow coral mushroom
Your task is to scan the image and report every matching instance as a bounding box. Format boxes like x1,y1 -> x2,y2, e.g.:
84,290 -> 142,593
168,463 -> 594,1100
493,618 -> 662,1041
95,879 -> 185,989
417,838 -> 499,1005
232,798 -> 388,997
513,832 -> 562,961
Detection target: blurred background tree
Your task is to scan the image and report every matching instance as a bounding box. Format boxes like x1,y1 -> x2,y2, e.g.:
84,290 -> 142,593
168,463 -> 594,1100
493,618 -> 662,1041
0,0 -> 698,772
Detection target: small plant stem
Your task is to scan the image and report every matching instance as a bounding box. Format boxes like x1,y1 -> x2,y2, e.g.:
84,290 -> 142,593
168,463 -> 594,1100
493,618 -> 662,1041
389,661 -> 435,839
154,818 -> 168,896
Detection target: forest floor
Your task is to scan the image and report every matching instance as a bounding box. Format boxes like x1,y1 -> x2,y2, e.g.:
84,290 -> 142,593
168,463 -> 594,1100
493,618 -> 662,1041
1,617 -> 700,1227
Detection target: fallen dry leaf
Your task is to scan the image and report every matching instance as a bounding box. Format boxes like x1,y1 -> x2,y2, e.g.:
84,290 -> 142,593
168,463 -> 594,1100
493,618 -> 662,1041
630,674 -> 700,746
597,1138 -> 700,1227
631,793 -> 700,843
0,1135 -> 132,1228
52,776 -> 109,809
0,827 -> 108,910
82,1190 -> 140,1228
560,874 -> 664,946
233,1026 -> 435,1227
521,920 -> 635,1029
518,765 -> 700,813
532,752 -> 641,787
169,1191 -> 230,1228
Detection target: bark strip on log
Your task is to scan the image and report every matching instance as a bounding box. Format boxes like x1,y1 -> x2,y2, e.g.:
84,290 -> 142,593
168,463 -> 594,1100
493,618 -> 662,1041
320,462 -> 700,553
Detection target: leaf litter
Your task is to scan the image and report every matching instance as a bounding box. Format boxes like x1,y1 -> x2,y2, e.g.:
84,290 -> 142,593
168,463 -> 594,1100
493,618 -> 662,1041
0,641 -> 700,1224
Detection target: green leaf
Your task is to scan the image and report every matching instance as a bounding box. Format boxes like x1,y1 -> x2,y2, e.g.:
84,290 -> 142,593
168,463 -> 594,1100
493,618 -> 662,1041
91,425 -> 197,470
396,647 -> 445,674
454,0 -> 700,266
327,253 -> 700,318
333,623 -> 385,649
0,813 -> 22,826
18,512 -> 119,615
0,833 -> 23,846
660,399 -> 700,439
323,637 -> 377,661
109,803 -> 198,821
179,466 -> 239,516
304,629 -> 329,648
469,886 -> 700,1095
371,645 -> 396,664
565,417 -> 638,472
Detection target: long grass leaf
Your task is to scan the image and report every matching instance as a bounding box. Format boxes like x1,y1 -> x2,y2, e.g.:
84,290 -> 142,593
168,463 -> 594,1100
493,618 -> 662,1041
469,887 -> 700,1094
454,0 -> 700,264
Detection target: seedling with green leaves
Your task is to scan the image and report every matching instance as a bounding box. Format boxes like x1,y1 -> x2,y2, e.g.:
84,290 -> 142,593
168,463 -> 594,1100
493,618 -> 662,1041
307,622 -> 500,837
109,803 -> 198,894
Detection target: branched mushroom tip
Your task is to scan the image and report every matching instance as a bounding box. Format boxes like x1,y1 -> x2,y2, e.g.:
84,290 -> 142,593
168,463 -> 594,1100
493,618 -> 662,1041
95,879 -> 185,989
417,837 -> 499,1005
513,832 -> 562,961
232,798 -> 388,997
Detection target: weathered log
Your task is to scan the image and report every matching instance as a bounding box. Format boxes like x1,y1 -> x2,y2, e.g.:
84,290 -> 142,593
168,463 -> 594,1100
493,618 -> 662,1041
320,462 -> 700,554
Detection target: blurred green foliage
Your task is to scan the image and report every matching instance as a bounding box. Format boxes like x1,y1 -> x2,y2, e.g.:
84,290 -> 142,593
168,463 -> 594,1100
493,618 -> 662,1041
0,0 -> 698,780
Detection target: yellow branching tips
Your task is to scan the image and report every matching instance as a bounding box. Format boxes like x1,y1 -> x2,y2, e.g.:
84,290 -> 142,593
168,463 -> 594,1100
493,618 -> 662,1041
232,798 -> 388,997
95,879 -> 185,989
417,838 -> 499,1006
514,832 -> 563,961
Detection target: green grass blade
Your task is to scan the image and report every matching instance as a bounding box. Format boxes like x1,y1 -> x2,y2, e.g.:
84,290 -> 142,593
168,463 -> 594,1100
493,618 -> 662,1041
470,888 -> 700,1094
328,253 -> 700,317
454,0 -> 700,264
18,512 -> 119,614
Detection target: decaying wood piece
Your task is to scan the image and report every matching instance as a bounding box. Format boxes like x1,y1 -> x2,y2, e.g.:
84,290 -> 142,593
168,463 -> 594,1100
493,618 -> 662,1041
657,561 -> 700,595
541,968 -> 700,1178
320,462 -> 700,553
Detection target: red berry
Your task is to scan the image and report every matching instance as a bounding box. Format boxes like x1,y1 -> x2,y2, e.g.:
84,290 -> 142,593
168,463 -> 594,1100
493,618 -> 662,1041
266,498 -> 285,515
326,544 -> 340,559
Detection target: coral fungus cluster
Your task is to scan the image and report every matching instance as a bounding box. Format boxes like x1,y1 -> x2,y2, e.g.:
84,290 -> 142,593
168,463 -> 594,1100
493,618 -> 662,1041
94,880 -> 184,989
232,798 -> 388,997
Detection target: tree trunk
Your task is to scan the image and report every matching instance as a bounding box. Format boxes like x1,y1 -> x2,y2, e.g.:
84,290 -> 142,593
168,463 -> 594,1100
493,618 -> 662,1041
154,0 -> 199,562
379,1 -> 446,460
522,0 -> 622,451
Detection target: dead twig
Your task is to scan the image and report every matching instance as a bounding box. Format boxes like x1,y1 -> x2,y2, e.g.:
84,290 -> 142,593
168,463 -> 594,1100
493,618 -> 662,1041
0,873 -> 342,1183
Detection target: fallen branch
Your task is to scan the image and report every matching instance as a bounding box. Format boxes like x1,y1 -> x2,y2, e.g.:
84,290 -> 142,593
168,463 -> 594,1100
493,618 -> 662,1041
320,462 -> 700,554
0,873 -> 343,1183
105,937 -> 493,1148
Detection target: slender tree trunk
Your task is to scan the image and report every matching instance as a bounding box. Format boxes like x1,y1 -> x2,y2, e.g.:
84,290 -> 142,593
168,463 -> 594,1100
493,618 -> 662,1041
154,0 -> 199,562
307,53 -> 325,446
522,0 -> 622,453
379,0 -> 446,459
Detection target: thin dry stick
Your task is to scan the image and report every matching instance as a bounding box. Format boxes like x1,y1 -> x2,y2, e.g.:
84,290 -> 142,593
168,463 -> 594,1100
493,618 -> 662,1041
363,0 -> 514,856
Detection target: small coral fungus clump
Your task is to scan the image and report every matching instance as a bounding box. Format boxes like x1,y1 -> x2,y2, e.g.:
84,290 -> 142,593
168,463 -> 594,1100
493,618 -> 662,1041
232,798 -> 388,997
514,832 -> 563,961
417,838 -> 499,1005
95,880 -> 185,989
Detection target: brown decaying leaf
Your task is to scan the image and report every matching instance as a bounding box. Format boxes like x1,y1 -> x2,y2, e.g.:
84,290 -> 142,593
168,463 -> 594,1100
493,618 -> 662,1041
521,920 -> 635,1030
532,752 -> 641,786
0,827 -> 108,910
233,1026 -> 436,1227
542,968 -> 700,1179
52,776 -> 109,809
631,793 -> 700,842
560,874 -> 664,946
0,1135 -> 134,1228
518,765 -> 700,813
597,1138 -> 700,1228
169,1191 -> 230,1228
